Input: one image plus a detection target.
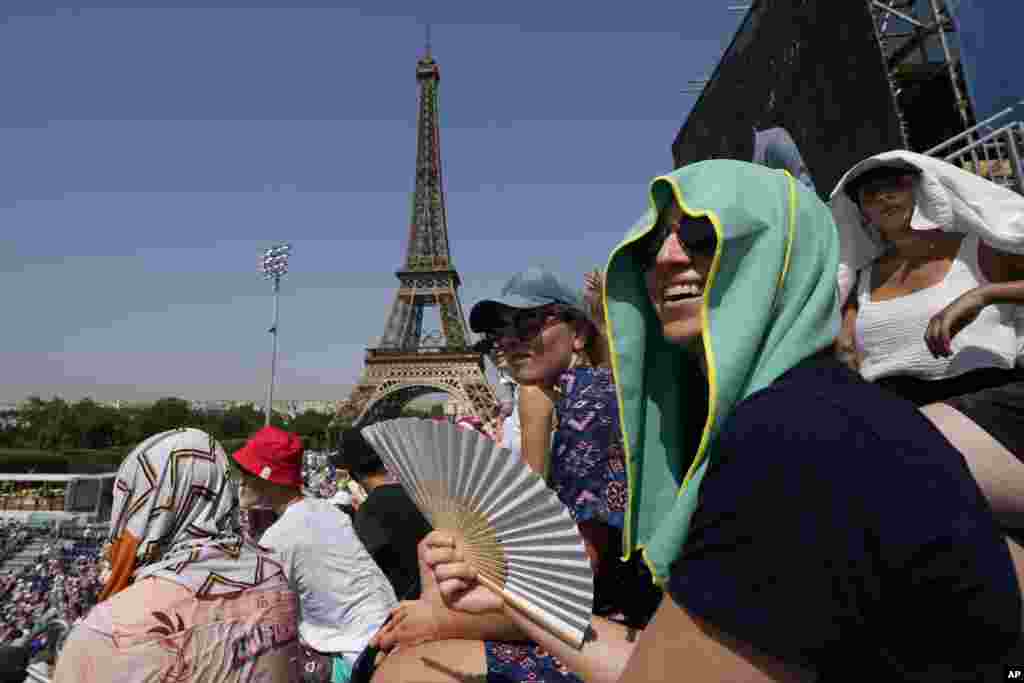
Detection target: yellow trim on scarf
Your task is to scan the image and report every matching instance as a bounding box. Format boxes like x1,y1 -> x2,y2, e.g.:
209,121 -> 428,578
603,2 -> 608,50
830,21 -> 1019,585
603,213 -> 652,566
777,172 -> 798,300
659,181 -> 723,515
603,173 -> 798,586
601,175 -> 725,584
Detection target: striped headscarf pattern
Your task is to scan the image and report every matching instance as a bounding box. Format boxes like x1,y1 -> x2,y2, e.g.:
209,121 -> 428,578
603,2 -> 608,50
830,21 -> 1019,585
108,428 -> 284,597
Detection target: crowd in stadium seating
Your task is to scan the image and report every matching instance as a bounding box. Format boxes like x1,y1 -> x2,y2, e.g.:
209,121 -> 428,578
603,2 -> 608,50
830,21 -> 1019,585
0,522 -> 34,566
0,522 -> 104,654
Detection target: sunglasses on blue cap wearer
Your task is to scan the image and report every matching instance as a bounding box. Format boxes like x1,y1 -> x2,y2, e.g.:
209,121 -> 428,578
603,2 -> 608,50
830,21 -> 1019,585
472,303 -> 584,354
501,304 -> 583,340
469,267 -> 589,340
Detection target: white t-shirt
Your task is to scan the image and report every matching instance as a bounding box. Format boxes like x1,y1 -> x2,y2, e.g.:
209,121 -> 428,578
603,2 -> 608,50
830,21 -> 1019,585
259,498 -> 397,655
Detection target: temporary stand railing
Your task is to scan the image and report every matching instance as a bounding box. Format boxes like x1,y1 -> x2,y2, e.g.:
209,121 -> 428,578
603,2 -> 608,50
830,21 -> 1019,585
926,101 -> 1024,195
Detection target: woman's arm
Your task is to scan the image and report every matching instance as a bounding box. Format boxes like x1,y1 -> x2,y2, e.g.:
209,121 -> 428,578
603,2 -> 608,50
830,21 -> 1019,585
372,598 -> 526,650
420,530 -> 637,681
501,602 -> 638,682
499,579 -> 810,683
972,244 -> 1024,307
517,384 -> 556,476
835,291 -> 861,372
372,532 -> 530,649
926,248 -> 1024,357
506,595 -> 809,683
974,242 -> 1024,302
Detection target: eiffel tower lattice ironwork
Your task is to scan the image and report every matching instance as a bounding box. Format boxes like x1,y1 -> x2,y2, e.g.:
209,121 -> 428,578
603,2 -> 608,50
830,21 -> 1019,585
340,44 -> 497,427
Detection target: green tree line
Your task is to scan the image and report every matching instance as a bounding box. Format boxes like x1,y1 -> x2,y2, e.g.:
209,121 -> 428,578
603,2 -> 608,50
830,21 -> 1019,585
0,396 -> 346,454
0,396 -> 448,457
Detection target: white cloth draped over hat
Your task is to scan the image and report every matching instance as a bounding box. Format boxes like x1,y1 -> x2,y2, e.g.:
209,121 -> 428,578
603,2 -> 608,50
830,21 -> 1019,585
830,150 -> 1024,306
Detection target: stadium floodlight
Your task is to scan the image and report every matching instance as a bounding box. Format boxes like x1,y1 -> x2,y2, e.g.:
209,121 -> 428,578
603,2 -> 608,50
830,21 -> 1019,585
682,78 -> 708,95
261,243 -> 291,279
260,243 -> 292,427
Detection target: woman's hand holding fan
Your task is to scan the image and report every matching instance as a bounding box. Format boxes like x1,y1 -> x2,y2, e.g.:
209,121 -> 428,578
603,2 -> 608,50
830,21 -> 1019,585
360,418 -> 595,649
423,531 -> 505,614
373,531 -> 503,652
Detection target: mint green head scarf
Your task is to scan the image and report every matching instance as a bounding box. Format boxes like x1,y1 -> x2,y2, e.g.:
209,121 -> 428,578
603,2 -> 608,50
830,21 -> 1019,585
604,160 -> 840,584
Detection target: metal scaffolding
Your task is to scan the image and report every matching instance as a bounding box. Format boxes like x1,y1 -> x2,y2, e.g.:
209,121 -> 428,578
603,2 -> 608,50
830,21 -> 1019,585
868,0 -> 970,147
870,0 -> 1024,194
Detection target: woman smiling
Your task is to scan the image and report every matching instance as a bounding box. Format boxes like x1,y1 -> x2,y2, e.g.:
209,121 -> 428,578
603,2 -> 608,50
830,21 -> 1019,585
374,160 -> 1022,682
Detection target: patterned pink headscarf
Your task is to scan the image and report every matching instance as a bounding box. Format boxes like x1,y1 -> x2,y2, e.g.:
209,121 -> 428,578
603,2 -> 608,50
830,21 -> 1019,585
108,428 -> 285,597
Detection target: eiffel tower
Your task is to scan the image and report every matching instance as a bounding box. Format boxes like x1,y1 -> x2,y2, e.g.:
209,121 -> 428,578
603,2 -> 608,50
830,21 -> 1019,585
340,39 -> 497,427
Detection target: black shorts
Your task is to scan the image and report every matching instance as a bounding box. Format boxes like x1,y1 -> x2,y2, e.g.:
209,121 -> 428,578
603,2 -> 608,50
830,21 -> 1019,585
945,377 -> 1024,459
875,367 -> 1024,459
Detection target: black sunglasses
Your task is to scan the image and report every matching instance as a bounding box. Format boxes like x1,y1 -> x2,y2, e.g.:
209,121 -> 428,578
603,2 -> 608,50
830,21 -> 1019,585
637,217 -> 717,270
475,306 -> 578,351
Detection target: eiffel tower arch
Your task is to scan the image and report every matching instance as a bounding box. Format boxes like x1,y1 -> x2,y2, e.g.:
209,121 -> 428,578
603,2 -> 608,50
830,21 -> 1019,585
340,43 -> 498,427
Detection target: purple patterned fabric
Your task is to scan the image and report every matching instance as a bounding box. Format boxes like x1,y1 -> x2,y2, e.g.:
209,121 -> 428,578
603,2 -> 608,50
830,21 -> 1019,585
484,642 -> 582,683
550,367 -> 627,529
482,367 -> 632,683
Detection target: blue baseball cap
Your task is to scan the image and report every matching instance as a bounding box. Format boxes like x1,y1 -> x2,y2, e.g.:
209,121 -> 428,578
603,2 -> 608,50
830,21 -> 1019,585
469,267 -> 589,334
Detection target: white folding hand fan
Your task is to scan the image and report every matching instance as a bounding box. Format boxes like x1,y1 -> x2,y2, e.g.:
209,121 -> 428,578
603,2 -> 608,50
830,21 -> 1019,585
360,417 -> 594,649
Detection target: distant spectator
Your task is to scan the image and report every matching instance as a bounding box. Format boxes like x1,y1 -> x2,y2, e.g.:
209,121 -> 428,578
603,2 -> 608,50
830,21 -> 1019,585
582,267 -> 612,366
0,644 -> 30,683
752,126 -> 817,192
330,487 -> 356,518
337,427 -> 431,601
230,426 -> 396,682
494,354 -> 524,458
494,400 -> 514,449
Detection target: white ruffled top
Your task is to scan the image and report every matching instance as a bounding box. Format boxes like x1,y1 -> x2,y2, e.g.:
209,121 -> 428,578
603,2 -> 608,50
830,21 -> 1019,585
855,234 -> 1022,381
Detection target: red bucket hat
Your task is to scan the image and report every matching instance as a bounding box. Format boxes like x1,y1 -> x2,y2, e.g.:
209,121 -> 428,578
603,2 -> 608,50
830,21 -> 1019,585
231,426 -> 303,488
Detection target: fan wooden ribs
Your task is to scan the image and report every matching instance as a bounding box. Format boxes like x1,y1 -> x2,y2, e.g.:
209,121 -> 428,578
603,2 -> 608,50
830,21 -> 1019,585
361,418 -> 594,649
431,500 -> 509,589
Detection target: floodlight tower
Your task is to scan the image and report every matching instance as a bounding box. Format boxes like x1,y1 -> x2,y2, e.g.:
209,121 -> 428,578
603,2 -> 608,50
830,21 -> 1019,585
261,243 -> 292,427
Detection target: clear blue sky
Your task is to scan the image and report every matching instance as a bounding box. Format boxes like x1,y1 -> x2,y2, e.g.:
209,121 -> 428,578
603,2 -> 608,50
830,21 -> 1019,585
0,1 -> 741,402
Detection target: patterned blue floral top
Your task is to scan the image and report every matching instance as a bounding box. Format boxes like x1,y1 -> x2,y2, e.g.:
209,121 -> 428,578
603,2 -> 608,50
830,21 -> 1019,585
483,368 -> 645,683
550,366 -> 627,529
